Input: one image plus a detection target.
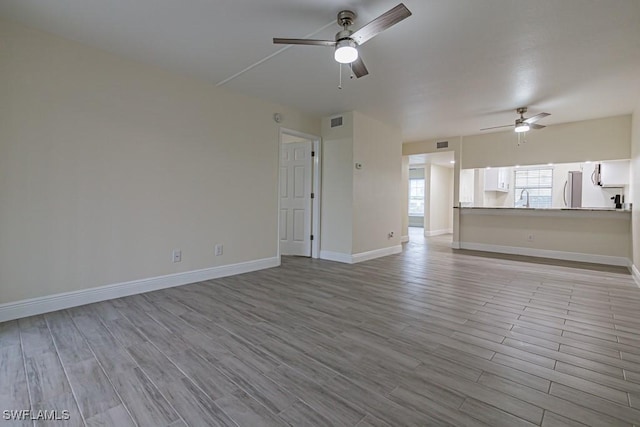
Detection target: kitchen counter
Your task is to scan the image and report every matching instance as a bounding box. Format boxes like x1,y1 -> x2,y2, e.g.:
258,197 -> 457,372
457,206 -> 630,212
455,206 -> 631,266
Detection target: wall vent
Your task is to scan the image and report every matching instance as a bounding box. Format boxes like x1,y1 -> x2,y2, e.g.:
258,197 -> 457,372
436,141 -> 449,149
330,116 -> 343,128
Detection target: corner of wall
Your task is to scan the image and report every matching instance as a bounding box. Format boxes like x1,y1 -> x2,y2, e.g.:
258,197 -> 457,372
631,99 -> 640,272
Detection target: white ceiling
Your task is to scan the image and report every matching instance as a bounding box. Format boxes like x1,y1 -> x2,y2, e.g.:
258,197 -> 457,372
1,0 -> 639,142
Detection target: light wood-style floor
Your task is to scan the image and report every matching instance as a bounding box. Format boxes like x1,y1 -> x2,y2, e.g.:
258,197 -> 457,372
2,228 -> 639,426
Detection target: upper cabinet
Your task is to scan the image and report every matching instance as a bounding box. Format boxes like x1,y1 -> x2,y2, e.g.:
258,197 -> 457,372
598,160 -> 630,188
484,167 -> 509,192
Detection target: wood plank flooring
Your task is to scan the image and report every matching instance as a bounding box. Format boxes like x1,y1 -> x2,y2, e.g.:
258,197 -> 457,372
1,228 -> 639,426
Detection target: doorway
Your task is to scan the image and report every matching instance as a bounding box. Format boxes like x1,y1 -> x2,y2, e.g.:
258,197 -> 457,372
407,152 -> 455,241
278,129 -> 321,258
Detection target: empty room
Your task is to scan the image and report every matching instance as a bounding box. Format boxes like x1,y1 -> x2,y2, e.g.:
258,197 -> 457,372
1,1 -> 640,426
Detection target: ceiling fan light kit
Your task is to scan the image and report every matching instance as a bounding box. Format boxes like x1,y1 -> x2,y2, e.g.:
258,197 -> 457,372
273,3 -> 412,79
514,121 -> 530,133
334,39 -> 358,63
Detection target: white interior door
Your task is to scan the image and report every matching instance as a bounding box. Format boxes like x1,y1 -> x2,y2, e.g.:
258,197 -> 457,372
279,140 -> 312,256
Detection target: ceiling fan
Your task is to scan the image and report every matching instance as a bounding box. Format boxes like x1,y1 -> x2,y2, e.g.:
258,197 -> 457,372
481,107 -> 551,133
273,3 -> 412,78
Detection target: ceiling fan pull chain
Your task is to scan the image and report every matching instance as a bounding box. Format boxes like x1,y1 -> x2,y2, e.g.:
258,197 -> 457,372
338,63 -> 343,89
350,63 -> 354,79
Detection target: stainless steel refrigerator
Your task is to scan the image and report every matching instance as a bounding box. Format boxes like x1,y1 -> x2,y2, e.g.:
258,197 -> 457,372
564,171 -> 583,208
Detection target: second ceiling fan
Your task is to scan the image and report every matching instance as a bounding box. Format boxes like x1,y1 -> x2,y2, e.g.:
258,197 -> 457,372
481,107 -> 551,133
273,3 -> 412,78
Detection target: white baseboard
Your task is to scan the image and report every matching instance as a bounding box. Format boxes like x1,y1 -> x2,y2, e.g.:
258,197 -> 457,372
320,245 -> 403,264
401,235 -> 409,243
319,250 -> 353,264
451,241 -> 461,249
0,257 -> 280,323
351,245 -> 403,263
632,264 -> 640,288
458,242 -> 629,267
424,229 -> 453,237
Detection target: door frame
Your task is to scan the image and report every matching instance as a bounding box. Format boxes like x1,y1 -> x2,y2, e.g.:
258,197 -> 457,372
278,128 -> 322,259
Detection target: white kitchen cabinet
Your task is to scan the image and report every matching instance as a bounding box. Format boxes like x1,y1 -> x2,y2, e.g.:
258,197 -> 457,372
484,167 -> 509,192
599,160 -> 630,187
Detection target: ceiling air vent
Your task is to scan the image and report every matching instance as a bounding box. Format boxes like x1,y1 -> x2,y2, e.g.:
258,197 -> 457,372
330,116 -> 343,128
436,141 -> 449,149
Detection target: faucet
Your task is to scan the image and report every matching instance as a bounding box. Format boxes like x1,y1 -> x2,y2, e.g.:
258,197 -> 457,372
519,189 -> 530,208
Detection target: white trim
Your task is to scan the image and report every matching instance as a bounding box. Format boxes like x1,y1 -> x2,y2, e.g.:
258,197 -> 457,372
319,250 -> 353,264
278,128 -> 322,259
351,245 -> 403,263
451,241 -> 461,249
424,229 -> 453,237
320,245 -> 403,264
401,235 -> 409,243
0,257 -> 280,323
632,264 -> 640,288
457,242 -> 629,267
311,138 -> 322,259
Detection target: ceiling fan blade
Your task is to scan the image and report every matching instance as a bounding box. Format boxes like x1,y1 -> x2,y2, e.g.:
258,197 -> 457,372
273,38 -> 336,46
523,112 -> 550,124
351,56 -> 369,78
351,3 -> 412,45
530,123 -> 545,130
480,124 -> 514,131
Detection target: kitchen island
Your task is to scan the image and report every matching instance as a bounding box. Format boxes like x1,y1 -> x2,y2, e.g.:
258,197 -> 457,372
455,206 -> 631,267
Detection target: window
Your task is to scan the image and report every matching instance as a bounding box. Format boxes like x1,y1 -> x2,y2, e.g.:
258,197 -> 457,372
514,168 -> 553,208
408,179 -> 425,215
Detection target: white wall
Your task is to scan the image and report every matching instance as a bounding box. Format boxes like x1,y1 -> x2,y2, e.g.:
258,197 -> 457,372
352,111 -> 403,253
0,21 -> 320,305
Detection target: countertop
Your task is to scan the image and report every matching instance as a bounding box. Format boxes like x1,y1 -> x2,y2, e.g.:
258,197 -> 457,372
456,206 -> 631,212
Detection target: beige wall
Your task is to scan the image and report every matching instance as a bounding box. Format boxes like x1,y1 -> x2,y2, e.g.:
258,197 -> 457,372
632,102 -> 640,271
401,156 -> 409,238
460,115 -> 631,169
0,21 -> 320,304
320,111 -> 402,256
460,211 -> 631,261
403,116 -> 631,192
352,111 -> 402,253
320,112 -> 354,254
427,165 -> 454,233
422,164 -> 432,230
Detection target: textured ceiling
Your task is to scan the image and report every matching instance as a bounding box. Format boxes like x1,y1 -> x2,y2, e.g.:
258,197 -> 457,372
1,0 -> 639,142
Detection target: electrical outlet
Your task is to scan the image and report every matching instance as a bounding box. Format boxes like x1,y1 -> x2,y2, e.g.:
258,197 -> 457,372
527,234 -> 534,242
215,244 -> 223,256
172,249 -> 182,263
388,231 -> 394,239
